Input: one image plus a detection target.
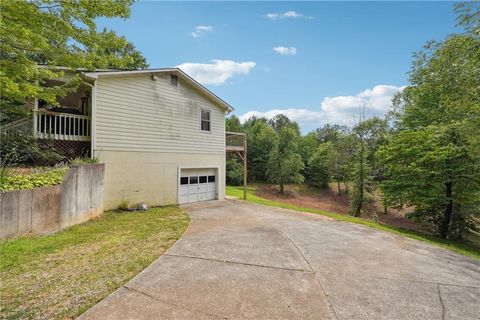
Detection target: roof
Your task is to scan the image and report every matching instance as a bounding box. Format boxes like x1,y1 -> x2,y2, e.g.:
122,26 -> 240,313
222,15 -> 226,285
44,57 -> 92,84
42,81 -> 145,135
82,68 -> 234,112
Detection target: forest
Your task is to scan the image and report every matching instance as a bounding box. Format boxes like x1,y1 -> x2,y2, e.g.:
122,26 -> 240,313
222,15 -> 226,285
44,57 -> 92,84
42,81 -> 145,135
225,2 -> 480,240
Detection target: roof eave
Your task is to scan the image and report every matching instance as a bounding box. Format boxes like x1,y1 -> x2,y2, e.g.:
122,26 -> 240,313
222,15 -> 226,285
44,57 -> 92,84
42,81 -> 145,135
81,68 -> 234,112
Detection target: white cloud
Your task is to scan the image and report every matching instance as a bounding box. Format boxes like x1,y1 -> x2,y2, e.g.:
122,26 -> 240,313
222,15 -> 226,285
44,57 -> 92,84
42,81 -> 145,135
264,10 -> 311,20
321,85 -> 406,123
273,46 -> 297,56
190,25 -> 213,38
238,85 -> 405,130
177,60 -> 256,85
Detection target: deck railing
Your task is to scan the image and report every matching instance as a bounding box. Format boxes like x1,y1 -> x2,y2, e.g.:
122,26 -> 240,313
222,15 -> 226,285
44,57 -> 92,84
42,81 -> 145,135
226,131 -> 246,152
34,110 -> 91,141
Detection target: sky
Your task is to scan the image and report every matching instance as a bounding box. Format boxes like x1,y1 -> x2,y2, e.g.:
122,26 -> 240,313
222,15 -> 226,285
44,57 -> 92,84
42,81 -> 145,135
97,1 -> 460,133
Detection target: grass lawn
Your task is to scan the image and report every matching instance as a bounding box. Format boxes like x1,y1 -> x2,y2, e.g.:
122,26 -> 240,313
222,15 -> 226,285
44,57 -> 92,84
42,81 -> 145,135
227,185 -> 480,260
0,206 -> 189,320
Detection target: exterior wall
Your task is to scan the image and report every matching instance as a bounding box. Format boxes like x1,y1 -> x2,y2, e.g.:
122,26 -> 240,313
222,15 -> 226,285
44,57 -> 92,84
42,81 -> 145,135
0,164 -> 104,239
93,73 -> 227,209
94,73 -> 226,154
99,151 -> 225,210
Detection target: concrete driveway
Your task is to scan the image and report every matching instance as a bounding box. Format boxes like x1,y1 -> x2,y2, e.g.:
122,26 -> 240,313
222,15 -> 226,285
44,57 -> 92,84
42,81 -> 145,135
80,200 -> 480,320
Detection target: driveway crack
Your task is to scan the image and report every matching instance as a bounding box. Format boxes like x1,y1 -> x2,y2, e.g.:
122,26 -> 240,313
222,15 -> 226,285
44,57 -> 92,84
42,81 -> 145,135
164,252 -> 312,272
122,285 -> 226,319
275,227 -> 340,320
437,284 -> 446,320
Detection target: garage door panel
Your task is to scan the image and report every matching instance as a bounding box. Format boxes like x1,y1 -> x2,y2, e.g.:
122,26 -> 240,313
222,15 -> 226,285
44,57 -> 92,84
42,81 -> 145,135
179,168 -> 218,204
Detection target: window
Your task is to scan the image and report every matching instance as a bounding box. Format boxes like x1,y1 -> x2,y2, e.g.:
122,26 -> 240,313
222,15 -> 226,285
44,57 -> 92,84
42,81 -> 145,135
201,109 -> 211,132
199,176 -> 207,183
180,177 -> 188,185
189,176 -> 198,184
170,75 -> 178,87
208,175 -> 216,183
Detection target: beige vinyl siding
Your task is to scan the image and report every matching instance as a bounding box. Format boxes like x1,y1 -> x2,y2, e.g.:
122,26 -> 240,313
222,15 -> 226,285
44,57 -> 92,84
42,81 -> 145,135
94,73 -> 226,154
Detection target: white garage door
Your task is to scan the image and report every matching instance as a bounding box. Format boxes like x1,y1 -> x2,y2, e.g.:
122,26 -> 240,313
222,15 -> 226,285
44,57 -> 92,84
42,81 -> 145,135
179,168 -> 217,204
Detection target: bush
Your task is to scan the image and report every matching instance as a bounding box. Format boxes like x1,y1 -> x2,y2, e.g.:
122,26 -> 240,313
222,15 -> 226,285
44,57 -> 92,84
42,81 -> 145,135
0,132 -> 64,165
0,167 -> 68,192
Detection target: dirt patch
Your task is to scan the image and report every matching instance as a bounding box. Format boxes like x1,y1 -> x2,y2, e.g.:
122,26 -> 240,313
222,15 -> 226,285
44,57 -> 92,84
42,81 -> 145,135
256,184 -> 426,233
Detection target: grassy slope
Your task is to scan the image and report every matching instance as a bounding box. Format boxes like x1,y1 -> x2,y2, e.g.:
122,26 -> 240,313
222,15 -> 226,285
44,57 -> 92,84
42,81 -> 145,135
227,186 -> 480,260
0,206 -> 189,320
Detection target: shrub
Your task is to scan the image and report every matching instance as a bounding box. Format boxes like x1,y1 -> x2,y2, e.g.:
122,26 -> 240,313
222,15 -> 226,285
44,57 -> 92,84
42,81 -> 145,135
117,200 -> 130,211
0,167 -> 68,192
0,132 -> 64,165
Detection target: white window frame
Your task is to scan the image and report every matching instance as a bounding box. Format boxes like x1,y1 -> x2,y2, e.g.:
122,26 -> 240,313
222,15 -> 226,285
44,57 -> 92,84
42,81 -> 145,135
200,108 -> 211,133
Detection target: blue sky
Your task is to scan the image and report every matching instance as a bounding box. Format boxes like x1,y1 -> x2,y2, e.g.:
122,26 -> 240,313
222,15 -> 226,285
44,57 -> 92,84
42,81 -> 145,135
98,1 -> 459,132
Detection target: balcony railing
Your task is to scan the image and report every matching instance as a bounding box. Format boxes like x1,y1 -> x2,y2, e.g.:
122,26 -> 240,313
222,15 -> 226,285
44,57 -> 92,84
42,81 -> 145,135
34,110 -> 91,141
226,131 -> 246,152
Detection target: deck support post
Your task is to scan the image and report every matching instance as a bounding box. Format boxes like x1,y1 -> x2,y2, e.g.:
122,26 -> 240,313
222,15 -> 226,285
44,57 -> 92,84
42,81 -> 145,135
243,133 -> 247,200
226,132 -> 248,200
33,98 -> 38,136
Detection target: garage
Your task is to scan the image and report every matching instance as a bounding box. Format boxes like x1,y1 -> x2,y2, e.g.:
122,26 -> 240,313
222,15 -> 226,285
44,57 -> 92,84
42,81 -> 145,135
178,168 -> 217,204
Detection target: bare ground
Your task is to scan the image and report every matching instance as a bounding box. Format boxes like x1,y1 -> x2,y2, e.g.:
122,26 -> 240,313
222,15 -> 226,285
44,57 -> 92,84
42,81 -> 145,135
256,183 -> 427,232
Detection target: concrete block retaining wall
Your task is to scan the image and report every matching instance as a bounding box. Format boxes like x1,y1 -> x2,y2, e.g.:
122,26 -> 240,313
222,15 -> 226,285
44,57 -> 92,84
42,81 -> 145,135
0,164 -> 104,239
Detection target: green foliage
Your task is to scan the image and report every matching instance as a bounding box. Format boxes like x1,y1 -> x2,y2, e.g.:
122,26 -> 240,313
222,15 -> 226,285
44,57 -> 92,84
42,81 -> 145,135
0,132 -> 64,165
349,146 -> 373,217
0,206 -> 189,319
266,127 -> 304,193
245,121 -> 277,181
226,158 -> 244,186
268,114 -> 301,135
0,0 -> 147,119
307,142 -> 333,189
0,167 -> 67,192
225,115 -> 243,133
70,156 -> 99,165
348,117 -> 388,216
379,32 -> 480,238
117,200 -> 130,211
298,132 -> 319,165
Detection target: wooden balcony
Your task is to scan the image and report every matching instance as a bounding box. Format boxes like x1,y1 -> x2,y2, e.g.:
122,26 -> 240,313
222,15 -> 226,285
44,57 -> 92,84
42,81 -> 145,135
226,131 -> 246,152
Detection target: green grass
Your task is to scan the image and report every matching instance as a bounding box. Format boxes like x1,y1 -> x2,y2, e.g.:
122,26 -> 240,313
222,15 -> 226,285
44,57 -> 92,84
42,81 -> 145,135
227,185 -> 480,260
0,206 -> 189,320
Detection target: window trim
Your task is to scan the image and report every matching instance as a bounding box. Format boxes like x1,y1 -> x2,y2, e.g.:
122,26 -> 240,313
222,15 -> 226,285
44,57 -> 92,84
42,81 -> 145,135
200,108 -> 211,133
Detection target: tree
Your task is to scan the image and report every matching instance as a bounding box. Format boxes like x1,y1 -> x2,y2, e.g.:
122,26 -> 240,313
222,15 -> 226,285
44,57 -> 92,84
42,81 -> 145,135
266,127 -> 304,194
330,132 -> 355,194
226,158 -> 244,186
307,142 -> 333,189
298,132 -> 319,176
348,118 -> 387,216
314,124 -> 348,143
245,121 -> 277,181
268,114 -> 301,136
226,115 -> 243,133
379,31 -> 480,238
0,0 -> 147,120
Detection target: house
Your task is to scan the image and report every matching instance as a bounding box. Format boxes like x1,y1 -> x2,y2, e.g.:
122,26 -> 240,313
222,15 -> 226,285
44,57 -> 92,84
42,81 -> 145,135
3,68 -> 246,209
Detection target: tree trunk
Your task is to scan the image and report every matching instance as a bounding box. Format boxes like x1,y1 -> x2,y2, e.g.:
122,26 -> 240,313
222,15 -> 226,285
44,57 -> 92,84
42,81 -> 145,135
337,180 -> 341,195
439,181 -> 453,239
279,183 -> 284,194
354,145 -> 365,217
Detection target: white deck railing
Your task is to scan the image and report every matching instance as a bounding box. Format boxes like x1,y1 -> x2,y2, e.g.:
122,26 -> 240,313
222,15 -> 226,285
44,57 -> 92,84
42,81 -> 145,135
34,110 -> 91,141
